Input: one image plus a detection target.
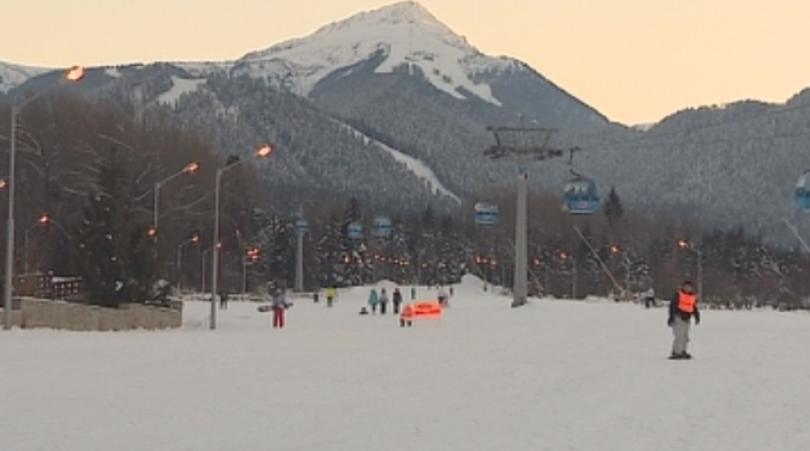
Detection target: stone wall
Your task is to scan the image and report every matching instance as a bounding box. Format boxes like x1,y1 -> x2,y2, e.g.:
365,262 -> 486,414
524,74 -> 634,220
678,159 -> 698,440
3,298 -> 182,331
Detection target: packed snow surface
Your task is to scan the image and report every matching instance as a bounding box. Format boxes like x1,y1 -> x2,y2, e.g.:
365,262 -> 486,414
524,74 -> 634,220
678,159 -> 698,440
2,276 -> 810,450
238,1 -> 515,105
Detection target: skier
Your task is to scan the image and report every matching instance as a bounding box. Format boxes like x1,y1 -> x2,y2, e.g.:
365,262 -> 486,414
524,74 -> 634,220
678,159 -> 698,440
379,288 -> 389,315
368,288 -> 380,315
437,287 -> 449,307
668,281 -> 700,359
272,288 -> 291,329
400,303 -> 414,327
392,288 -> 403,314
325,287 -> 337,308
642,287 -> 656,308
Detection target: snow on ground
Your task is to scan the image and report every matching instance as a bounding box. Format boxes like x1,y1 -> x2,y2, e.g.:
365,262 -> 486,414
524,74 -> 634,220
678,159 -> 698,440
157,76 -> 206,106
337,121 -> 461,203
2,276 -> 810,450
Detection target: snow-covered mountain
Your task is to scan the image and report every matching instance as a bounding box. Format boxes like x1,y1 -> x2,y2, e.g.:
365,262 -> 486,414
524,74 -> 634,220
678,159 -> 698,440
3,1 -> 808,242
0,61 -> 49,93
234,1 -> 515,105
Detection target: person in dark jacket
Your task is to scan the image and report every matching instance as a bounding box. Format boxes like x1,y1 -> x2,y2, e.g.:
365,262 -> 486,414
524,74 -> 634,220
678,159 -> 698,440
379,288 -> 389,315
392,288 -> 403,314
668,281 -> 700,359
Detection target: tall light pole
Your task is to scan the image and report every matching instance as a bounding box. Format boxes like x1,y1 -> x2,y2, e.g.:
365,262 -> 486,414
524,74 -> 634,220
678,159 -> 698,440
175,232 -> 200,292
678,239 -> 704,302
5,66 -> 85,329
23,214 -> 72,275
153,161 -> 200,233
242,246 -> 260,294
210,144 -> 272,329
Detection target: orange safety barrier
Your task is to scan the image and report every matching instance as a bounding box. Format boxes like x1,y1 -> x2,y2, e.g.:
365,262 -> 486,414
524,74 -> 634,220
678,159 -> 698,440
409,301 -> 443,320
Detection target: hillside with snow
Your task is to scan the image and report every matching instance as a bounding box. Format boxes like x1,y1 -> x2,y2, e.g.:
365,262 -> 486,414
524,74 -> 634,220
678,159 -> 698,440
236,1 -> 516,105
0,61 -> 49,93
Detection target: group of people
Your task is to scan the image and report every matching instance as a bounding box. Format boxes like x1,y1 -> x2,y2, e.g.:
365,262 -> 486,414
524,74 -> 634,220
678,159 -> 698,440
365,288 -> 404,315
261,279 -> 701,361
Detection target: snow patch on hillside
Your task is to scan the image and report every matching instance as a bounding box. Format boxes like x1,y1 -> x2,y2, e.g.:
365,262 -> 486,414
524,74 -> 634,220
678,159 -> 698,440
337,120 -> 461,203
0,61 -> 50,93
238,1 -> 513,105
157,76 -> 206,106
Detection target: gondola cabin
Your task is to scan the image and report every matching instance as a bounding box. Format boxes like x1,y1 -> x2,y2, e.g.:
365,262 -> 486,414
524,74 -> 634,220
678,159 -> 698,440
563,177 -> 601,215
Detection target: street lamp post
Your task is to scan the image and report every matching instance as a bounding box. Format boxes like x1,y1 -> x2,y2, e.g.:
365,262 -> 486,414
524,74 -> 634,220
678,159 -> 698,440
153,162 -> 200,233
5,66 -> 85,329
210,145 -> 272,329
678,239 -> 704,302
175,233 -> 200,292
242,247 -> 260,295
23,215 -> 72,275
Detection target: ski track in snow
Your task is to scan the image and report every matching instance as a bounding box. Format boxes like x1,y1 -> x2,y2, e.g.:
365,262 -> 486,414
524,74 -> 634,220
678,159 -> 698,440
2,276 -> 810,450
337,121 -> 461,203
157,76 -> 206,106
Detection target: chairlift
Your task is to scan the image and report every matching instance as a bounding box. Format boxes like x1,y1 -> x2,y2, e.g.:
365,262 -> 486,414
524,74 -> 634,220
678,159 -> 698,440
562,149 -> 600,215
796,170 -> 810,211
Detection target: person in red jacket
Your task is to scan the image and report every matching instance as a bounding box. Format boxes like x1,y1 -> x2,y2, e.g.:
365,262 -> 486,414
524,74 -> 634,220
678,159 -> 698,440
668,281 -> 701,360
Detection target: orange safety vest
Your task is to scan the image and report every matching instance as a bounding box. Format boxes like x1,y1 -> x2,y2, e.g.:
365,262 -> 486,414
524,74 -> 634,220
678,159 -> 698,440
678,291 -> 697,313
401,304 -> 414,320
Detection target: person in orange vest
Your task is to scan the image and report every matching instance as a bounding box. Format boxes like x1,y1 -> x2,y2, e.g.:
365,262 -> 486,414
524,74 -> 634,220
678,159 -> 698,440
400,303 -> 414,328
668,281 -> 701,360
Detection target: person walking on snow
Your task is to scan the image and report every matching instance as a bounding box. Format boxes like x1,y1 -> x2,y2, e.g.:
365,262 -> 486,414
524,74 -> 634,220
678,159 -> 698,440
668,281 -> 700,359
437,287 -> 449,307
325,287 -> 337,308
368,288 -> 380,315
272,288 -> 291,329
642,287 -> 656,309
379,288 -> 390,315
392,288 -> 403,314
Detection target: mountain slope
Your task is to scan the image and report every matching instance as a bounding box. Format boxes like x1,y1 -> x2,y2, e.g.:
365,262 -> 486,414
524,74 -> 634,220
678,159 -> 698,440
0,61 -> 49,93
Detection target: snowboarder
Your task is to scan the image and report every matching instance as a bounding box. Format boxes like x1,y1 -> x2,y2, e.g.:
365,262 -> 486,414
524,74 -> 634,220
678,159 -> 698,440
379,288 -> 389,315
219,291 -> 229,310
392,288 -> 403,314
272,288 -> 291,329
642,287 -> 656,308
368,288 -> 380,314
668,281 -> 700,359
325,287 -> 337,308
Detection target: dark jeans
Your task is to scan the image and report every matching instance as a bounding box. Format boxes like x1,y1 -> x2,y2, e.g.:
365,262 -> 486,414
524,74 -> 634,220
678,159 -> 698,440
644,297 -> 656,308
380,302 -> 387,315
393,302 -> 401,314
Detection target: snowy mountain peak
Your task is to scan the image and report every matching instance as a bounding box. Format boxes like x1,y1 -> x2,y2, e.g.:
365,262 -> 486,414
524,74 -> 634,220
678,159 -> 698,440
336,1 -> 448,30
237,1 -> 516,105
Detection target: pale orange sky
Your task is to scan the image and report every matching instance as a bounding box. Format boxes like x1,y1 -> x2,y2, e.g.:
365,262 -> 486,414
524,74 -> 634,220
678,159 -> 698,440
2,0 -> 809,124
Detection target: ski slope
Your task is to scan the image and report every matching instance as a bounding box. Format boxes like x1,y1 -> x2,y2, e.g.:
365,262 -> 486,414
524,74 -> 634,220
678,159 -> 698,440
2,276 -> 810,451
